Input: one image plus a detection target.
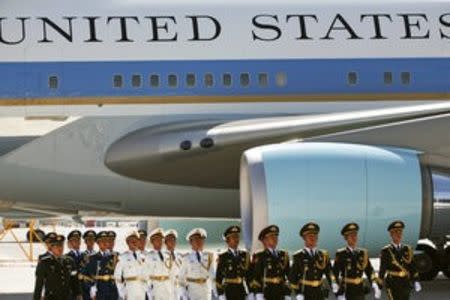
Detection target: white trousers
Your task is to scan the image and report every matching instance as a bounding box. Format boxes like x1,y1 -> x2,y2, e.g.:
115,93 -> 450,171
124,281 -> 147,300
186,282 -> 211,300
150,280 -> 172,300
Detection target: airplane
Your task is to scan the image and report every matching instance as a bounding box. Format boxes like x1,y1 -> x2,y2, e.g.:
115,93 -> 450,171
0,0 -> 449,280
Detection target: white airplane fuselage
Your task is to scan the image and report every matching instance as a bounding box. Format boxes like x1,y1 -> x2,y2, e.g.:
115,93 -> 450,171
0,0 -> 448,219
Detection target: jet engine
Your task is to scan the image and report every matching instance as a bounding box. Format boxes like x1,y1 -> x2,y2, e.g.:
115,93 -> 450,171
240,142 -> 450,278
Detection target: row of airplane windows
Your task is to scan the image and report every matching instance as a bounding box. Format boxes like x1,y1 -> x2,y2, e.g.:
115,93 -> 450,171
45,71 -> 412,90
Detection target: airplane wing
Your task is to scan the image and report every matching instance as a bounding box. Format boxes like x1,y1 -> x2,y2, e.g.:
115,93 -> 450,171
105,102 -> 450,188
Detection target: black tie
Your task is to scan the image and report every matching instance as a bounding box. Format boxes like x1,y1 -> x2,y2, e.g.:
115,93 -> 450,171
158,251 -> 164,261
133,252 -> 137,259
272,250 -> 278,258
171,251 -> 176,261
196,251 -> 201,263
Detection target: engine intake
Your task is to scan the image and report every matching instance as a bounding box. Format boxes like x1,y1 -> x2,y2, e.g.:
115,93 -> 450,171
240,142 -> 449,255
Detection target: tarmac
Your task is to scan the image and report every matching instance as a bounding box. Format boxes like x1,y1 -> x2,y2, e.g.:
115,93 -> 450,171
0,227 -> 448,299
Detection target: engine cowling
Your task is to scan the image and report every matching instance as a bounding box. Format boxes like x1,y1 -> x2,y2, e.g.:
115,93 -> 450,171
240,142 -> 449,256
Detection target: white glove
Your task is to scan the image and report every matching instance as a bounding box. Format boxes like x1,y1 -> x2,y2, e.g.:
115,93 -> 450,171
332,282 -> 339,294
89,286 -> 97,299
219,295 -> 226,300
247,293 -> 256,300
372,282 -> 381,299
146,287 -> 152,300
256,293 -> 265,300
118,287 -> 127,299
296,295 -> 304,300
414,281 -> 422,292
337,295 -> 346,300
284,296 -> 291,300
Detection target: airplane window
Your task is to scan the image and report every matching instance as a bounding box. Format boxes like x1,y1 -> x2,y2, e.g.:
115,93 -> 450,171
204,73 -> 214,87
275,72 -> 287,87
347,72 -> 358,85
113,75 -> 123,88
223,73 -> 232,87
384,72 -> 393,85
240,73 -> 250,87
401,72 -> 411,85
150,74 -> 160,88
168,74 -> 178,88
258,73 -> 268,87
186,73 -> 196,87
132,74 -> 142,88
48,75 -> 58,89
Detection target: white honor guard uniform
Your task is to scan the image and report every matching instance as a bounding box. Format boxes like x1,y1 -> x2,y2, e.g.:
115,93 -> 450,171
178,228 -> 215,300
164,229 -> 184,300
114,231 -> 148,300
146,228 -> 173,300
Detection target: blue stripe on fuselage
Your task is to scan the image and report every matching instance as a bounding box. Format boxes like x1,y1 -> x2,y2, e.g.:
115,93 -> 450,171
0,58 -> 448,99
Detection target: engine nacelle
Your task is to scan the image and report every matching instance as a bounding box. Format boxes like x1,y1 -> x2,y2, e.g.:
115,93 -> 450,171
240,142 -> 449,256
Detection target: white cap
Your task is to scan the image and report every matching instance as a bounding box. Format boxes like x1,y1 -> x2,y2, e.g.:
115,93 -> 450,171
186,228 -> 207,241
164,229 -> 178,239
149,227 -> 165,240
125,230 -> 140,240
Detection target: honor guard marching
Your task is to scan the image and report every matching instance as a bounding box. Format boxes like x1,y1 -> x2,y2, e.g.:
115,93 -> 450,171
33,234 -> 81,300
146,228 -> 173,300
333,223 -> 381,300
83,231 -> 119,300
215,225 -> 251,300
79,230 -> 97,300
38,232 -> 57,261
178,228 -> 215,300
378,221 -> 421,300
137,229 -> 149,254
250,225 -> 290,300
114,230 -> 148,300
164,229 -> 183,300
66,230 -> 83,300
289,222 -> 338,300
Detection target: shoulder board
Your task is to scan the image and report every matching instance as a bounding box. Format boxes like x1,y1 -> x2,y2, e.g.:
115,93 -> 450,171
293,249 -> 304,256
382,245 -> 391,250
337,247 -> 346,253
180,252 -> 189,257
279,249 -> 288,255
218,250 -> 228,257
41,255 -> 52,261
254,250 -> 264,256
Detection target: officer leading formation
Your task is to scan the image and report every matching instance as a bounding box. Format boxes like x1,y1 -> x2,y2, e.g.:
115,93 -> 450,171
33,220 -> 421,300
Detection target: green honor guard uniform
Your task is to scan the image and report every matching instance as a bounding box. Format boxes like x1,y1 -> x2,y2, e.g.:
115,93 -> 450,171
215,226 -> 251,300
333,223 -> 381,300
289,222 -> 338,300
250,225 -> 290,300
33,234 -> 81,300
379,221 -> 421,300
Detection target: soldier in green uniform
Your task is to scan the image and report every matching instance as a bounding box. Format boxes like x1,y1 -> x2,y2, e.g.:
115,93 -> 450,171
215,225 -> 251,300
333,223 -> 381,300
289,222 -> 338,300
378,220 -> 422,300
33,234 -> 81,300
250,225 -> 290,300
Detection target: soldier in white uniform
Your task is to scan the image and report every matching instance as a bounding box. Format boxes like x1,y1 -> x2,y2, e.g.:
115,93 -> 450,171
178,228 -> 215,300
114,230 -> 148,300
146,228 -> 173,300
137,230 -> 149,255
164,229 -> 183,300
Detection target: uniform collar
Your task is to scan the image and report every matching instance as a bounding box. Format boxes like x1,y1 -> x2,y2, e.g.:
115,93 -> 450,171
346,246 -> 357,252
391,242 -> 402,249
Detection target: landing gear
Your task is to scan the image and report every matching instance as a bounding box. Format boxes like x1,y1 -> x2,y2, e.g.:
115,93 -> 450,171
415,243 -> 439,281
